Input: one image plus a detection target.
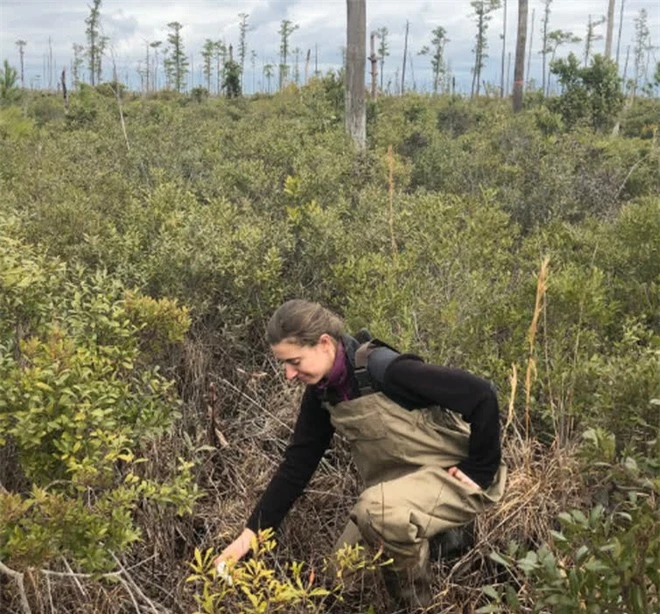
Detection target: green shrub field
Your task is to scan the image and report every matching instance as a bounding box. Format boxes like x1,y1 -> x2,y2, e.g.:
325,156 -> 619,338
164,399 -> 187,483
0,81 -> 658,612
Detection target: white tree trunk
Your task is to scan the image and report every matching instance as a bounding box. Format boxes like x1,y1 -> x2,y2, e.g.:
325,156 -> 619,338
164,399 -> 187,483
605,0 -> 616,58
513,0 -> 528,112
346,0 -> 366,150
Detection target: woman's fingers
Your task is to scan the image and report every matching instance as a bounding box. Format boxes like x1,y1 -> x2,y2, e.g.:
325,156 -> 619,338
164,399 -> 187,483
214,560 -> 233,585
447,466 -> 482,491
213,528 -> 257,568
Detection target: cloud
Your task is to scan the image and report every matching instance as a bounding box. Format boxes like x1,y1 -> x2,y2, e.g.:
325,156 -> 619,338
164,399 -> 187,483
1,0 -> 657,92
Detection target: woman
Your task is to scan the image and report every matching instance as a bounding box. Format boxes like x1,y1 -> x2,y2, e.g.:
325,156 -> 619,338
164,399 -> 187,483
215,299 -> 506,610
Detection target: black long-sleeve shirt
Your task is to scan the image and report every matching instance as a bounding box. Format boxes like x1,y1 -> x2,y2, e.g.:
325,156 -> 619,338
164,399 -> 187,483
246,353 -> 501,532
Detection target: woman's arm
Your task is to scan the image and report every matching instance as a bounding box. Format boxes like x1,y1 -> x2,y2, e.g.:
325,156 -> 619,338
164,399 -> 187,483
215,386 -> 334,563
384,356 -> 501,489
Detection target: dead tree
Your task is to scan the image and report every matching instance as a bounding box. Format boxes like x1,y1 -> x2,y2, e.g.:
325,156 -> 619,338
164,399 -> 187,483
346,0 -> 366,150
513,0 -> 528,112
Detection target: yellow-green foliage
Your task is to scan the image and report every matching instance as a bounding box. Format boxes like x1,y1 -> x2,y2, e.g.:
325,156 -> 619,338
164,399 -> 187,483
483,431 -> 659,613
124,290 -> 190,359
0,107 -> 34,140
0,88 -> 656,442
0,232 -> 198,571
0,86 -> 657,609
187,529 -> 390,613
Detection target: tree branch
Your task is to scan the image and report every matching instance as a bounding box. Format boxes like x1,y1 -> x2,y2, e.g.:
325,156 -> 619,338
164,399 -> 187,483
0,560 -> 32,614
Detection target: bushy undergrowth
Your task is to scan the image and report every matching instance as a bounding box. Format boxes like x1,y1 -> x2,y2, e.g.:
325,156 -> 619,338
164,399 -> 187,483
187,529 -> 390,613
0,231 -> 199,575
0,84 -> 657,612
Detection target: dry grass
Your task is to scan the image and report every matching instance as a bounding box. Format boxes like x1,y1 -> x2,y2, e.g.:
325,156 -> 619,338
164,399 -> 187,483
2,309 -> 592,613
420,426 -> 586,613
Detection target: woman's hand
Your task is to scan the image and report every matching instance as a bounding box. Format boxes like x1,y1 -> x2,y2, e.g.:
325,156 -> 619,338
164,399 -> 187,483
213,527 -> 256,568
448,466 -> 482,491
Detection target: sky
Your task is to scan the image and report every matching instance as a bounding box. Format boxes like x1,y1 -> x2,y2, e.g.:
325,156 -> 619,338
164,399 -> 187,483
1,0 -> 658,94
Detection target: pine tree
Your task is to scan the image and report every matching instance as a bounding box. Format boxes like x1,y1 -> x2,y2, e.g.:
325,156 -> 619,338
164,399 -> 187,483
500,0 -> 507,96
223,45 -> 241,98
539,0 -> 553,97
150,41 -> 162,91
72,43 -> 84,87
85,0 -> 104,86
263,63 -> 274,93
214,41 -> 227,95
376,27 -> 389,92
419,26 -> 449,94
165,21 -> 189,93
545,30 -> 581,95
470,0 -> 502,97
0,60 -> 20,102
15,40 -> 26,88
632,9 -> 651,97
250,50 -> 257,93
584,15 -> 606,67
278,20 -> 298,90
238,13 -> 251,90
201,39 -> 215,92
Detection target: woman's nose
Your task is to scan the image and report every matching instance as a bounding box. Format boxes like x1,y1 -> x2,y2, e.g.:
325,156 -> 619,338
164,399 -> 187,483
284,364 -> 297,380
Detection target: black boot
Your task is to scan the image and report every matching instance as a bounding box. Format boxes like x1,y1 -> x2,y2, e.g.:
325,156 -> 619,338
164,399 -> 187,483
381,540 -> 433,612
430,522 -> 475,563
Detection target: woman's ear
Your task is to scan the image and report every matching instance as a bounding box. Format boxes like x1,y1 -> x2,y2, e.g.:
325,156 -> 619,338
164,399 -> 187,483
317,333 -> 336,350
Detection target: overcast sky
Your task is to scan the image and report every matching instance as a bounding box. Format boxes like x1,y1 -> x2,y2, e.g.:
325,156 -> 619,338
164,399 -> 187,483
1,0 -> 658,93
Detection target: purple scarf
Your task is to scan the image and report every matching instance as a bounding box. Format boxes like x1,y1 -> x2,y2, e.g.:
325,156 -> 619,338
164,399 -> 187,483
316,341 -> 352,401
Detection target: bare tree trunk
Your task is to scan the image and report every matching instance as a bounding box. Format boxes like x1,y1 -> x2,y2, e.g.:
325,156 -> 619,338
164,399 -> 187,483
500,0 -> 507,97
622,44 -> 630,85
409,54 -> 416,91
616,0 -> 625,66
48,37 -> 54,90
346,0 -> 366,150
369,31 -> 378,99
506,50 -> 512,95
401,20 -> 409,95
304,48 -> 310,84
526,7 -> 535,91
61,68 -> 69,108
513,0 -> 528,112
605,0 -> 616,58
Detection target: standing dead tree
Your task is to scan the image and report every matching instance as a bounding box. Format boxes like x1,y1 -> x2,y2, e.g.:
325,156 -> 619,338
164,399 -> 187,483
346,0 -> 366,150
513,0 -> 528,112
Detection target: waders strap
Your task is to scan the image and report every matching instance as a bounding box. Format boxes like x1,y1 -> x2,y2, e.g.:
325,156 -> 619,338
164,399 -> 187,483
354,340 -> 401,397
354,341 -> 376,396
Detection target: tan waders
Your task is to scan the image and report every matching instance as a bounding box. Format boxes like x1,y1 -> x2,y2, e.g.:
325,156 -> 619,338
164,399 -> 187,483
326,392 -> 507,611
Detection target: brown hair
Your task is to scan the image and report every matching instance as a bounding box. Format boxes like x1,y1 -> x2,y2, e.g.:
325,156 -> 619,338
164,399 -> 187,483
266,299 -> 344,346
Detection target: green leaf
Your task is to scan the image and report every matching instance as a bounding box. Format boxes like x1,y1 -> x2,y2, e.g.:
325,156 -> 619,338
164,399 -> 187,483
482,585 -> 500,600
489,551 -> 511,567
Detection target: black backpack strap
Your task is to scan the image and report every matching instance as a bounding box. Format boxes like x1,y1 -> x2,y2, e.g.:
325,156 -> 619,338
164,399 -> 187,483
353,339 -> 400,397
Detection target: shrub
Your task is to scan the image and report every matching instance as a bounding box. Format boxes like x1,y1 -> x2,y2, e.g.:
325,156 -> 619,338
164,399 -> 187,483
187,528 -> 390,614
0,233 -> 198,572
550,53 -> 624,132
483,432 -> 659,613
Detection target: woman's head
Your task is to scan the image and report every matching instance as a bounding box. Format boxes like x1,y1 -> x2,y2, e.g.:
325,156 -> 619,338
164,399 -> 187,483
266,299 -> 344,347
267,300 -> 344,385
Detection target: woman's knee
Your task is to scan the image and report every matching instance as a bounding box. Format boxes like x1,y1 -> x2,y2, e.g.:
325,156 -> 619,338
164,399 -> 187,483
351,490 -> 418,545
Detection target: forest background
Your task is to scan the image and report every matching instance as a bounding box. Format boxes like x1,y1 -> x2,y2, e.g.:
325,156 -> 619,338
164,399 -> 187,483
0,0 -> 659,612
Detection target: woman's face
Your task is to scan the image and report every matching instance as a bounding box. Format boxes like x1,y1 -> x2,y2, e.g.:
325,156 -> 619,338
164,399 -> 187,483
271,334 -> 337,385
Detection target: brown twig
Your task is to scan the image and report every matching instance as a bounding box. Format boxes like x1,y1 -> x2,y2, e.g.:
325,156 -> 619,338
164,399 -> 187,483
0,560 -> 32,614
524,257 -> 550,440
387,145 -> 399,257
111,553 -> 162,614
